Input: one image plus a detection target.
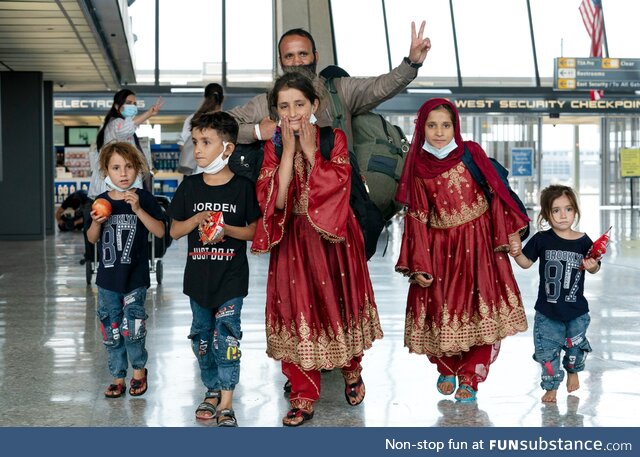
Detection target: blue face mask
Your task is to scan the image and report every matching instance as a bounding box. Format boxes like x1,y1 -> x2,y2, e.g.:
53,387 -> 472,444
423,137 -> 458,160
122,104 -> 138,118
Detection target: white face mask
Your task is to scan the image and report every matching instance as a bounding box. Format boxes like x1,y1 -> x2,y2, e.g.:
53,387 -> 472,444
423,137 -> 458,159
277,112 -> 317,127
196,142 -> 230,175
104,175 -> 143,192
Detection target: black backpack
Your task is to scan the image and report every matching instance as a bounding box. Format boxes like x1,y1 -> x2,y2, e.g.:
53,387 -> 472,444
228,141 -> 264,182
461,145 -> 530,240
274,126 -> 384,260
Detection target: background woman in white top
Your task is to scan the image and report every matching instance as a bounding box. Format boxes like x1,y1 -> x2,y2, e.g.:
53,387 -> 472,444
177,83 -> 224,175
96,89 -> 164,191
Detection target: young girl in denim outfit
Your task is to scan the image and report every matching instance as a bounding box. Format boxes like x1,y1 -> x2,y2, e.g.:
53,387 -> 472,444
511,185 -> 601,402
87,142 -> 166,399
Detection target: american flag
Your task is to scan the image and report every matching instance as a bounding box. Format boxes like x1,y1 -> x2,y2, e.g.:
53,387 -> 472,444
579,0 -> 604,100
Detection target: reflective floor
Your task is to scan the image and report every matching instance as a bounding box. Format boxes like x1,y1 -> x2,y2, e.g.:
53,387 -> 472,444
1,203 -> 639,427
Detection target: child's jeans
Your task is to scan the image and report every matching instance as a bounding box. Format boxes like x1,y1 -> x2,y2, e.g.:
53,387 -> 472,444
97,286 -> 148,378
189,297 -> 243,392
533,311 -> 592,391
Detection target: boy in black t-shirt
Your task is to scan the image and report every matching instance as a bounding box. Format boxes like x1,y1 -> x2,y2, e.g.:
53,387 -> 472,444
87,142 -> 166,399
511,185 -> 601,403
169,112 -> 260,427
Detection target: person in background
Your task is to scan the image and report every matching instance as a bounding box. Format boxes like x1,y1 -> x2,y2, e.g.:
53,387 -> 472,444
169,112 -> 260,427
510,185 -> 600,403
96,89 -> 164,191
228,22 -> 431,146
177,83 -> 224,175
395,98 -> 529,403
86,142 -> 166,399
251,71 -> 383,426
55,189 -> 90,231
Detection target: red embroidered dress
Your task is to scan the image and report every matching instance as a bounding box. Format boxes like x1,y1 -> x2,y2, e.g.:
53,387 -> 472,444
252,128 -> 383,371
395,99 -> 529,365
396,161 -> 528,357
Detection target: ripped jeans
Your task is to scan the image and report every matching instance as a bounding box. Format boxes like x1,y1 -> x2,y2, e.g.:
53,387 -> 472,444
97,286 -> 148,379
533,311 -> 592,391
189,297 -> 243,392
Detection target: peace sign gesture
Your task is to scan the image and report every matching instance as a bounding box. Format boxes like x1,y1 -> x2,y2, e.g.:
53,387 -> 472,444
408,21 -> 431,65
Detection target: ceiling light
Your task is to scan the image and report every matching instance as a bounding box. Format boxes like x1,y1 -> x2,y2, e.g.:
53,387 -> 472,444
407,88 -> 452,94
170,88 -> 205,93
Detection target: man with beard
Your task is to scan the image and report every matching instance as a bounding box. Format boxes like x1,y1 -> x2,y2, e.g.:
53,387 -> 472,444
229,22 -> 431,145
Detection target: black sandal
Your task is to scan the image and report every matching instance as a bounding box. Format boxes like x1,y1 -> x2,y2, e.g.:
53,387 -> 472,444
217,408 -> 238,427
283,408 -> 314,427
129,368 -> 148,396
195,390 -> 220,420
344,376 -> 365,406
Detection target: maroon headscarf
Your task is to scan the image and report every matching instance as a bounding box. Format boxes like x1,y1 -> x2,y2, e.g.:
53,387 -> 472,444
395,98 -> 529,221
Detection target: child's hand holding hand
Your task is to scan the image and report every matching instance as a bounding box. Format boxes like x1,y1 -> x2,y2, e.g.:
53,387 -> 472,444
508,233 -> 522,258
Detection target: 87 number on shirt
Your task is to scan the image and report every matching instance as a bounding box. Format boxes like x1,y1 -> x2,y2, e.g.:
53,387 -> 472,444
544,259 -> 581,303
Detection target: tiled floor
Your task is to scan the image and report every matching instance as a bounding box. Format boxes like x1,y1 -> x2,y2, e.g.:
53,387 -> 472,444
1,204 -> 638,427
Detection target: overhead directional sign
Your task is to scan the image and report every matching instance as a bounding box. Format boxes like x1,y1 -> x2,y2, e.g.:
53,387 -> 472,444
555,57 -> 640,91
511,148 -> 533,177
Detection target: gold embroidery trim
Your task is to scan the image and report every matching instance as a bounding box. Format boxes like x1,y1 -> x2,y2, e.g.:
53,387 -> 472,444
429,194 -> 488,229
265,295 -> 383,371
408,209 -> 428,224
404,285 -> 528,357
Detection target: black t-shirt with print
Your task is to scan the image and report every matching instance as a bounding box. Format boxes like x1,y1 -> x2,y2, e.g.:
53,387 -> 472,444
169,173 -> 261,309
522,229 -> 594,321
96,189 -> 165,293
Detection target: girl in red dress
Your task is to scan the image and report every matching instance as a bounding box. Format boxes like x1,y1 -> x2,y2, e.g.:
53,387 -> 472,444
395,98 -> 529,402
252,71 -> 383,426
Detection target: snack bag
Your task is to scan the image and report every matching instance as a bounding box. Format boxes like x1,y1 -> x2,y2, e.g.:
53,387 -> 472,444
580,226 -> 611,270
198,211 -> 225,245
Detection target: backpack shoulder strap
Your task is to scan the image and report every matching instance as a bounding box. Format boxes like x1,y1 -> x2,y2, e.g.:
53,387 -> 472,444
319,126 -> 335,161
324,77 -> 353,153
461,145 -> 492,201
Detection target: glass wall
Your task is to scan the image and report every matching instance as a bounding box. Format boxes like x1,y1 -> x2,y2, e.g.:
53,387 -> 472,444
129,0 -> 640,88
129,0 -> 272,87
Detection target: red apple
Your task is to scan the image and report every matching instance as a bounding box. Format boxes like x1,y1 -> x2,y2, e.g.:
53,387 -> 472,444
92,198 -> 112,218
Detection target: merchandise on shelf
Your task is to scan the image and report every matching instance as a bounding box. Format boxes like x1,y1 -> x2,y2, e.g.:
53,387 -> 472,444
63,146 -> 92,178
151,143 -> 180,172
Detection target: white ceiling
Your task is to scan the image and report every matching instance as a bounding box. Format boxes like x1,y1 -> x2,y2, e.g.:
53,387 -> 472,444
0,0 -> 135,92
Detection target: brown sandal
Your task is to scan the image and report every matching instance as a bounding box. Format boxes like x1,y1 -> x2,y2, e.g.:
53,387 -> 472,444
104,383 -> 126,398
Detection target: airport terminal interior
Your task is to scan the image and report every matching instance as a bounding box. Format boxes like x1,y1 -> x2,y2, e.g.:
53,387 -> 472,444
1,0 -> 639,427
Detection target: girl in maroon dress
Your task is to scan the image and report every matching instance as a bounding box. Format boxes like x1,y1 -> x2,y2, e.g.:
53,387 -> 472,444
252,71 -> 383,426
395,98 -> 529,402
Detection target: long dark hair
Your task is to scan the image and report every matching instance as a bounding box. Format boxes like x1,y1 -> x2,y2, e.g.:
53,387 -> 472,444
195,83 -> 224,115
97,89 -> 135,150
268,70 -> 320,114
